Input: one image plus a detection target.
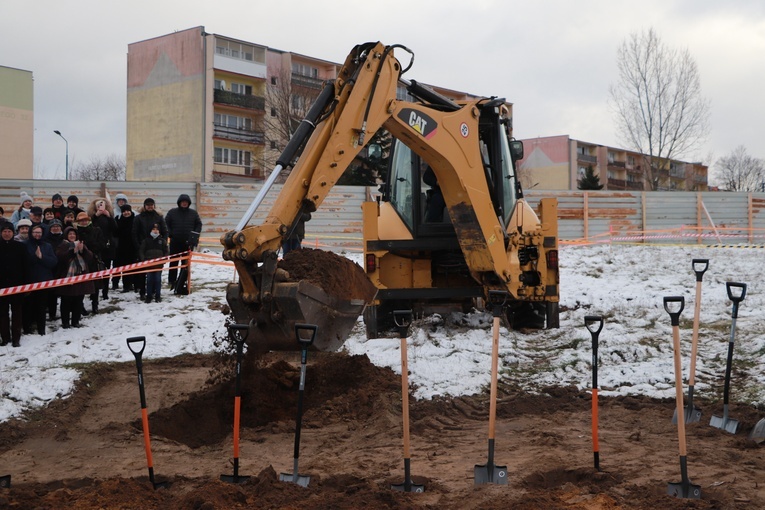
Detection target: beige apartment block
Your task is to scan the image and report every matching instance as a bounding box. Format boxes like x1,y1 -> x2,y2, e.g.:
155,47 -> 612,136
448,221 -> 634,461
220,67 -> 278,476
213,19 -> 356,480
519,135 -> 708,191
0,66 -> 34,179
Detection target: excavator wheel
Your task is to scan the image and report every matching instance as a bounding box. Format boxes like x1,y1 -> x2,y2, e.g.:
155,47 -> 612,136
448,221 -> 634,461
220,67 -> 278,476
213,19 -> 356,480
506,301 -> 547,330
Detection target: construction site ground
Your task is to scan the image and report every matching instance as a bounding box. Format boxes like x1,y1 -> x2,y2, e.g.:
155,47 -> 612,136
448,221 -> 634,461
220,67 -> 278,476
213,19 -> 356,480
1,349 -> 763,509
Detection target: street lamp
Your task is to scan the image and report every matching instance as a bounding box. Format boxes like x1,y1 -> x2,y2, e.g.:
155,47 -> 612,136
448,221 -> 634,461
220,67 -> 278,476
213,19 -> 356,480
53,130 -> 69,180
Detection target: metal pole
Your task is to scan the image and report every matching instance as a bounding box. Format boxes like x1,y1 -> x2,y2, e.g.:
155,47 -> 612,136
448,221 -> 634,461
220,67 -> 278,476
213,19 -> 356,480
54,130 -> 69,180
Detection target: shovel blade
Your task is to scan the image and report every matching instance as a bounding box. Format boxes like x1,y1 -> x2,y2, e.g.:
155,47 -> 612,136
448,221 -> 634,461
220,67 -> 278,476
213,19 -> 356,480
0,475 -> 10,488
474,463 -> 508,485
279,472 -> 310,487
391,481 -> 425,493
672,405 -> 702,424
220,474 -> 251,484
710,414 -> 739,434
749,419 -> 765,444
152,480 -> 171,490
667,481 -> 701,499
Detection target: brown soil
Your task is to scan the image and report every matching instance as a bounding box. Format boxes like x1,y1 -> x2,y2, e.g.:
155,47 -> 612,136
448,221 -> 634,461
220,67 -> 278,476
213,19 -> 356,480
0,350 -> 763,509
278,248 -> 377,301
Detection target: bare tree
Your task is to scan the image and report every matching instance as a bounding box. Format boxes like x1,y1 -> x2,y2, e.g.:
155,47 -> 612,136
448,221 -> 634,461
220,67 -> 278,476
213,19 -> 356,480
609,28 -> 711,190
715,146 -> 765,191
71,154 -> 126,181
263,67 -> 323,181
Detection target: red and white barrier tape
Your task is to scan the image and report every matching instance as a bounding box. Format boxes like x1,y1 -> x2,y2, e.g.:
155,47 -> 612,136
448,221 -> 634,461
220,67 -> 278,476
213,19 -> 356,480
0,252 -> 189,298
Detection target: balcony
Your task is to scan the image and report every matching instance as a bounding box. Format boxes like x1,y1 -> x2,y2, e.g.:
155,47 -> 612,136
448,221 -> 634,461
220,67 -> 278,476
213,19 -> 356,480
214,89 -> 265,110
608,160 -> 626,168
669,167 -> 686,178
607,177 -> 627,189
577,154 -> 598,164
694,174 -> 708,184
213,124 -> 265,144
625,180 -> 644,190
291,73 -> 325,91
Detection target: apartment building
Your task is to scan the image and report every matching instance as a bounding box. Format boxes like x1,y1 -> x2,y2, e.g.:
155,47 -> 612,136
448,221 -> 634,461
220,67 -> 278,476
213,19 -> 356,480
518,135 -> 708,191
0,65 -> 34,179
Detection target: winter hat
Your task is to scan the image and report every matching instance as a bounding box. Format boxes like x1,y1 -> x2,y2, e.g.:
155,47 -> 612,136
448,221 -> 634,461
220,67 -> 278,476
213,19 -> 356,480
1,221 -> 14,232
20,192 -> 33,206
120,204 -> 132,213
16,218 -> 33,229
143,197 -> 155,206
75,212 -> 90,222
52,193 -> 63,202
115,193 -> 128,203
67,195 -> 79,205
177,194 -> 192,206
63,226 -> 78,239
30,206 -> 43,215
49,219 -> 63,229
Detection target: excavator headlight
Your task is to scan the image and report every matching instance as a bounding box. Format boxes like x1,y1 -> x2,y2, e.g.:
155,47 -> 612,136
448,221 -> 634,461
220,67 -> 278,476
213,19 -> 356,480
546,250 -> 559,270
365,253 -> 376,273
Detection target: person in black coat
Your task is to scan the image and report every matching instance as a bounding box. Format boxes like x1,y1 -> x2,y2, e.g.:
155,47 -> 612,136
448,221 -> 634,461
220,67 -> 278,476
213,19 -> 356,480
56,227 -> 97,328
132,198 -> 167,300
88,198 -> 118,299
114,204 -> 138,292
0,221 -> 29,347
44,220 -> 66,321
165,193 -> 202,288
75,211 -> 107,314
22,224 -> 57,336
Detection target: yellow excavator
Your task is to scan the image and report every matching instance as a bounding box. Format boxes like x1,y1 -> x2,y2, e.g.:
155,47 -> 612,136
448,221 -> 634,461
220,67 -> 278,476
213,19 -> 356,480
221,42 -> 559,351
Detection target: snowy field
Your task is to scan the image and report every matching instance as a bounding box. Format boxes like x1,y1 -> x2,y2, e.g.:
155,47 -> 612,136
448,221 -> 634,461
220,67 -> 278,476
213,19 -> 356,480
1,244 -> 764,422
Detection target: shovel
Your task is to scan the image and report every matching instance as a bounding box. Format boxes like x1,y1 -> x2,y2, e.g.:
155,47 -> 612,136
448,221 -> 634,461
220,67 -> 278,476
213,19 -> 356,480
584,315 -> 604,472
0,474 -> 9,488
673,259 -> 708,425
391,310 -> 424,493
474,290 -> 509,486
127,336 -> 170,490
280,323 -> 317,487
220,322 -> 252,484
710,282 -> 747,434
664,296 -> 701,500
749,417 -> 765,444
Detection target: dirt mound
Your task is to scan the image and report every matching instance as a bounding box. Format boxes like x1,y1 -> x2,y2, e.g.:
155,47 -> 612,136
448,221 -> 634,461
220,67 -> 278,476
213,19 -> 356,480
147,352 -> 400,448
278,248 -> 377,301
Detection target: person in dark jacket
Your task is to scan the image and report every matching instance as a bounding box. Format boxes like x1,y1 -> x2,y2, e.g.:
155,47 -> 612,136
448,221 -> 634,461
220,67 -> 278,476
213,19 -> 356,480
75,211 -> 106,314
22,224 -> 57,335
132,198 -> 167,300
139,223 -> 168,303
114,204 -> 138,292
0,221 -> 28,347
44,220 -> 66,321
88,198 -> 118,298
51,193 -> 67,221
56,227 -> 97,328
65,195 -> 84,218
165,193 -> 202,288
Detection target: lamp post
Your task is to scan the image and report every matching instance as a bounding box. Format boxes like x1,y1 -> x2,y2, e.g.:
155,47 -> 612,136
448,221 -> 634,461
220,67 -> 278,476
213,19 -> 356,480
53,130 -> 69,180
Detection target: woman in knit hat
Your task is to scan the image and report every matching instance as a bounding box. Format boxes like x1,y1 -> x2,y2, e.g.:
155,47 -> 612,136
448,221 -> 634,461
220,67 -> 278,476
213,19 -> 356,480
10,192 -> 34,228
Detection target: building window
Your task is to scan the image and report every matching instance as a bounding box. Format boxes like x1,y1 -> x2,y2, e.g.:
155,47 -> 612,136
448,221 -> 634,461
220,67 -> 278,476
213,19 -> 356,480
231,82 -> 252,96
270,107 -> 277,117
270,141 -> 277,149
214,79 -> 225,90
291,62 -> 318,78
627,155 -> 635,166
608,152 -> 615,163
214,147 -> 252,168
214,113 -> 252,130
216,40 -> 259,62
271,76 -> 277,85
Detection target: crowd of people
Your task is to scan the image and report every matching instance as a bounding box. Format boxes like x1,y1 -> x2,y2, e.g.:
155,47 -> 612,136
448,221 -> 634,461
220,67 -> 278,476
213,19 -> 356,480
0,192 -> 202,347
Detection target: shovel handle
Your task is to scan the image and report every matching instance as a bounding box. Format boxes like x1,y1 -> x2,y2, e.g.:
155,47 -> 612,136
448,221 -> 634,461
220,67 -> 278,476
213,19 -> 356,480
127,336 -> 146,359
488,290 -> 509,317
663,296 -> 685,326
393,310 -> 413,337
584,315 -> 604,337
692,259 -> 709,282
228,322 -> 251,343
295,323 -> 317,348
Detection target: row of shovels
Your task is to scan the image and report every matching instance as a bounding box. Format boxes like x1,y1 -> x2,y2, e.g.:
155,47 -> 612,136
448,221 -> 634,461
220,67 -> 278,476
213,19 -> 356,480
586,259 -> 765,501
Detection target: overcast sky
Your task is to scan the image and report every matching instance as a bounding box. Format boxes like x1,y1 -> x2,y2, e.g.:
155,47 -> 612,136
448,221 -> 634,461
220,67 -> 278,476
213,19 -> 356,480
2,0 -> 763,182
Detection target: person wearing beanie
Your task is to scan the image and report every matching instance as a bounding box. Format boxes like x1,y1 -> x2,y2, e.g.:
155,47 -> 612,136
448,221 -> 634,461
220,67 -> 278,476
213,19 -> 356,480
11,192 -> 34,228
66,195 -> 84,218
75,210 -> 106,315
55,227 -> 97,328
114,193 -> 129,219
114,203 -> 138,292
165,193 -> 202,289
51,193 -> 67,221
15,218 -> 32,241
132,198 -> 167,300
22,224 -> 57,336
0,221 -> 28,347
29,206 -> 48,237
139,223 -> 168,303
88,198 -> 117,297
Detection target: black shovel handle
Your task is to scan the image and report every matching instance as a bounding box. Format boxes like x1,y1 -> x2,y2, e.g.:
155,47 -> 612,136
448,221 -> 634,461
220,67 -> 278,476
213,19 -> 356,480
663,296 -> 685,326
488,290 -> 509,317
393,310 -> 413,337
127,336 -> 148,408
692,259 -> 709,282
228,322 -> 251,343
295,324 -> 317,348
726,282 -> 747,319
127,336 -> 146,359
584,316 -> 604,337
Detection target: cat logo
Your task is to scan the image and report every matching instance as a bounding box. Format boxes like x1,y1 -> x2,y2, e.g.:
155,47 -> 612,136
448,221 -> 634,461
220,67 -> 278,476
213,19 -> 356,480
398,108 -> 438,139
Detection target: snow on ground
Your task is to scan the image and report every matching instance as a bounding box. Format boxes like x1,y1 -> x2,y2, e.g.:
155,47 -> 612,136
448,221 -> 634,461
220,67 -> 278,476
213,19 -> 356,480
2,244 -> 764,423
